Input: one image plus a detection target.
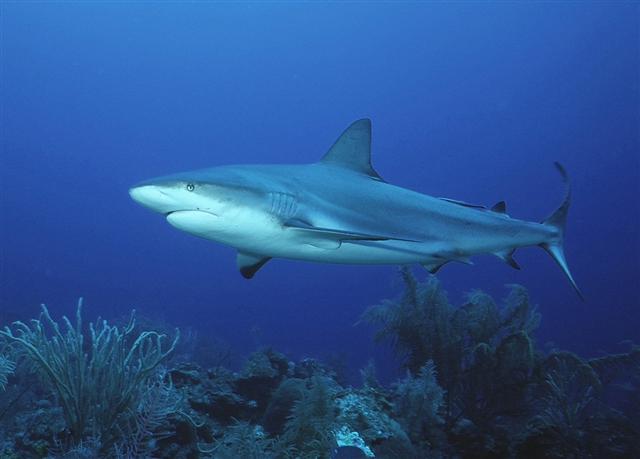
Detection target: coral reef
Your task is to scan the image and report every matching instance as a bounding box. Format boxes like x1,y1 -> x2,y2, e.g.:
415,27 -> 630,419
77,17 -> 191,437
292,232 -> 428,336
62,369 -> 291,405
361,268 -> 640,457
0,355 -> 15,392
0,276 -> 638,458
392,361 -> 444,452
0,299 -> 180,457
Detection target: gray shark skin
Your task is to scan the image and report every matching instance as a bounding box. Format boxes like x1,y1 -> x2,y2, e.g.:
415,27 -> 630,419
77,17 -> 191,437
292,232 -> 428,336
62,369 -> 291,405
129,119 -> 582,298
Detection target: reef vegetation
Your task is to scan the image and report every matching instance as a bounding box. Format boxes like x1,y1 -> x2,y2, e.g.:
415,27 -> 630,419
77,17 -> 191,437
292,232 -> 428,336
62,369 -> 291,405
0,269 -> 638,458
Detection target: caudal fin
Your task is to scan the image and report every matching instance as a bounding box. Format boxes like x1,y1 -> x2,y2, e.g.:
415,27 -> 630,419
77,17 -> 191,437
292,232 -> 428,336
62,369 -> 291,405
540,162 -> 584,300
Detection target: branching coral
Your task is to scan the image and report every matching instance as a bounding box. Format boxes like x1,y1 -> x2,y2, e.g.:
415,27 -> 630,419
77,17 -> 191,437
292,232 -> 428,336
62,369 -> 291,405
113,367 -> 184,458
392,360 -> 445,455
0,355 -> 15,391
393,361 -> 444,440
202,420 -> 279,459
537,353 -> 599,432
364,271 -> 639,457
360,268 -> 454,376
361,269 -> 539,421
280,376 -> 338,459
361,269 -> 546,455
0,299 -> 179,453
0,284 -> 636,459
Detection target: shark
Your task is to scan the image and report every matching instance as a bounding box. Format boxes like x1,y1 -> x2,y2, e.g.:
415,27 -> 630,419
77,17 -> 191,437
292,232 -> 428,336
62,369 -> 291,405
129,119 -> 582,298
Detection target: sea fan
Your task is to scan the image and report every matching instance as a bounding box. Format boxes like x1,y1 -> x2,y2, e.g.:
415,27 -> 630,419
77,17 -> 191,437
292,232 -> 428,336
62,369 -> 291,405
0,355 -> 16,391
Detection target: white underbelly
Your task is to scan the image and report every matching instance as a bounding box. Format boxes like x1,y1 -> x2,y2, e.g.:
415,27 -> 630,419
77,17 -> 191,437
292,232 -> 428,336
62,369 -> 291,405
237,230 -> 433,265
282,241 -> 430,265
166,209 -> 438,265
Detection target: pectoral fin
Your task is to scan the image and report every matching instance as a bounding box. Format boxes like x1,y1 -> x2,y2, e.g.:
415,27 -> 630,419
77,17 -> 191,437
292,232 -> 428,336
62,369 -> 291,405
422,256 -> 473,274
237,252 -> 271,279
284,218 -> 419,249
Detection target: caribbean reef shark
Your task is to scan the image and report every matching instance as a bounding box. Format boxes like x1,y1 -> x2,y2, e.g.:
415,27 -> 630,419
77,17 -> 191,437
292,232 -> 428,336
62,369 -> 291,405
129,119 -> 582,298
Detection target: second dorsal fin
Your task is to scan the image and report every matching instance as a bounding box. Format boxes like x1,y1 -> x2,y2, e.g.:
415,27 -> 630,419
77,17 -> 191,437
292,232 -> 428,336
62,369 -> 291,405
320,119 -> 383,180
491,201 -> 507,213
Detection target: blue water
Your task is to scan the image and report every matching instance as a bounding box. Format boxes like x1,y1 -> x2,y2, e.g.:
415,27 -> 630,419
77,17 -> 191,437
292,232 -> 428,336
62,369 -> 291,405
1,3 -> 638,381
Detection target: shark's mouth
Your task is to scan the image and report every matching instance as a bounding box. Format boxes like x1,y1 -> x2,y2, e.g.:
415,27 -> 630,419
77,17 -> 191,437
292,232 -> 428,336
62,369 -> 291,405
165,209 -> 219,218
165,210 -> 221,234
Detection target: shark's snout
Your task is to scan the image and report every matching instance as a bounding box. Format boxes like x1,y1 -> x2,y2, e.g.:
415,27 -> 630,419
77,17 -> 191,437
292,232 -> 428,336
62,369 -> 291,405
129,185 -> 179,214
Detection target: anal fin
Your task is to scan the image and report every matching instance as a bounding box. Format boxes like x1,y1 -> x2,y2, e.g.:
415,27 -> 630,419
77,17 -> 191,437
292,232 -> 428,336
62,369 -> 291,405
494,249 -> 520,270
422,260 -> 448,274
237,252 -> 271,279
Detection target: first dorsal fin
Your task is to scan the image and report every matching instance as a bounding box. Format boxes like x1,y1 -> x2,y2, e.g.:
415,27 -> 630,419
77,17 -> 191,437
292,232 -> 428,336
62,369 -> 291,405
320,119 -> 383,180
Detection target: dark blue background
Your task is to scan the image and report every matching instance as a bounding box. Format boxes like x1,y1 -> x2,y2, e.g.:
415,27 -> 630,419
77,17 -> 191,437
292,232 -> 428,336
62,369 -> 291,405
1,3 -> 638,380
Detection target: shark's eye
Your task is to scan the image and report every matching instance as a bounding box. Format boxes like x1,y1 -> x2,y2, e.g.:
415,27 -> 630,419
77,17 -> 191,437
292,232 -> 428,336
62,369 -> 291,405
186,183 -> 195,192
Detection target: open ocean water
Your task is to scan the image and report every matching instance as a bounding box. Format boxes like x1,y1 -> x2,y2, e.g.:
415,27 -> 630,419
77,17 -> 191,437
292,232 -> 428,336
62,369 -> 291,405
0,3 -> 638,458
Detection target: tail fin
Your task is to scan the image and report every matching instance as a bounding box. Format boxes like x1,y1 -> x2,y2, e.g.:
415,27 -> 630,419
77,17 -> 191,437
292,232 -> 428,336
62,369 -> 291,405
540,162 -> 584,300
